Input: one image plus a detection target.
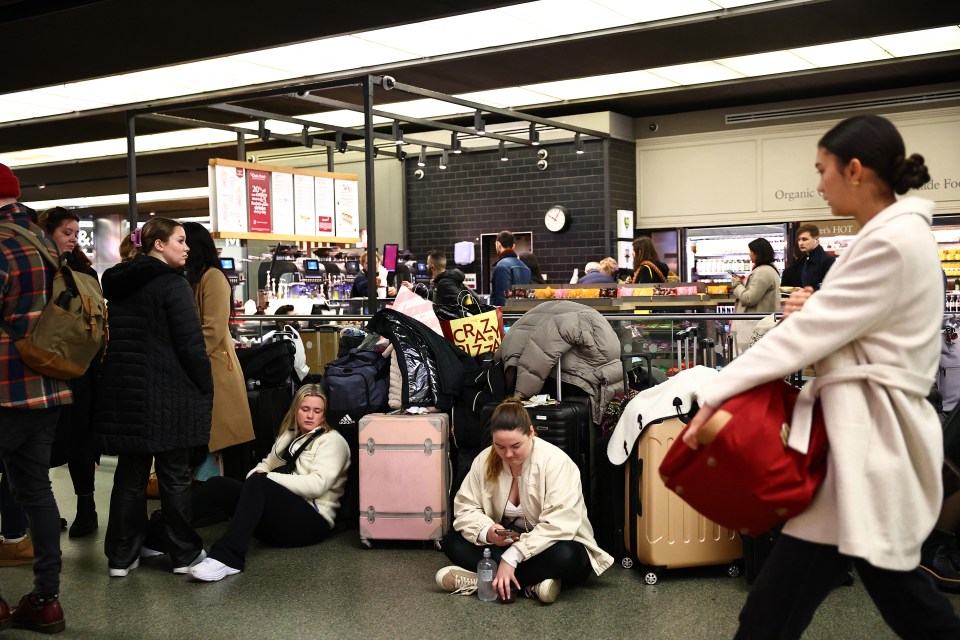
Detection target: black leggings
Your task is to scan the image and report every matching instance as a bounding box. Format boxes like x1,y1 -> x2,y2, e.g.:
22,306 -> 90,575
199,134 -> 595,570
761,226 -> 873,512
198,474 -> 331,571
442,530 -> 592,588
736,534 -> 960,640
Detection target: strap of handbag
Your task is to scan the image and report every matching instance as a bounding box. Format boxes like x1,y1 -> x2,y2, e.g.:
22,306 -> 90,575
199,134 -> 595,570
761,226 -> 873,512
275,428 -> 325,474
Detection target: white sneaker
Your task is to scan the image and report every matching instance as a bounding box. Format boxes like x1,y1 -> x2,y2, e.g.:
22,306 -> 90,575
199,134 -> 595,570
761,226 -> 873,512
109,558 -> 139,578
524,578 -> 561,604
173,549 -> 207,575
189,557 -> 241,582
139,545 -> 165,558
435,566 -> 478,595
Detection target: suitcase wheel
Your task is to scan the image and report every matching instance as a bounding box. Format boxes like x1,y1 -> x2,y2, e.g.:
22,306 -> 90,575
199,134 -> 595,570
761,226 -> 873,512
643,570 -> 659,585
434,539 -> 443,552
360,537 -> 372,549
727,562 -> 742,578
620,557 -> 634,570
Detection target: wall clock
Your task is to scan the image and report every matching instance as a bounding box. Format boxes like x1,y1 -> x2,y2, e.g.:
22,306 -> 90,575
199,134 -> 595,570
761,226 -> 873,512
544,205 -> 568,233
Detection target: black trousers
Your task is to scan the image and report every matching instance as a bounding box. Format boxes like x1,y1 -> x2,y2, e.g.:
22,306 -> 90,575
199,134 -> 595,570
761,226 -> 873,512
442,530 -> 592,588
202,474 -> 331,571
105,448 -> 202,570
0,406 -> 62,596
736,534 -> 960,640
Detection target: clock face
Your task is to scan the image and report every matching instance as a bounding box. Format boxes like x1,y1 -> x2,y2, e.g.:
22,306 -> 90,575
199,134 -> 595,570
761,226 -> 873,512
545,206 -> 567,233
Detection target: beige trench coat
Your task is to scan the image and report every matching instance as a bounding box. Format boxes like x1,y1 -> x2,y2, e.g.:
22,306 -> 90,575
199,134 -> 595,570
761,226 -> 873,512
196,268 -> 255,452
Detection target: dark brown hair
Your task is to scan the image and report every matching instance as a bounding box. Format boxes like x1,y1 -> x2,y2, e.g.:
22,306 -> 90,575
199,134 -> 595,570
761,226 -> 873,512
484,398 -> 533,483
38,206 -> 92,269
818,115 -> 930,195
140,217 -> 183,255
796,223 -> 820,238
496,230 -> 515,249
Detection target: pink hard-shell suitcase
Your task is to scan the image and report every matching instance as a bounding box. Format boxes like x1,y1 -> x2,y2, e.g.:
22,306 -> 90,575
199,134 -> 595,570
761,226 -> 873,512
358,412 -> 450,548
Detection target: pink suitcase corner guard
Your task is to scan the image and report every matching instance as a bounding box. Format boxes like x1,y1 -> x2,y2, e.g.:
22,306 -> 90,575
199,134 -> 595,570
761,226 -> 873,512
358,414 -> 450,546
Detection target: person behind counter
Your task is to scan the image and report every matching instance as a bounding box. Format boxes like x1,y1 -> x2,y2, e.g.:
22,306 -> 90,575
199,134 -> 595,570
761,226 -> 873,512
403,249 -> 476,306
578,258 -> 617,284
351,251 -> 396,298
682,114 -> 960,638
189,384 -> 350,583
436,398 -> 612,604
625,236 -> 668,284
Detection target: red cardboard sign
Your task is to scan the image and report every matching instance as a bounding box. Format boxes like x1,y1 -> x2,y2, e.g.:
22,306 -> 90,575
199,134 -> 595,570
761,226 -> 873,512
247,169 -> 272,233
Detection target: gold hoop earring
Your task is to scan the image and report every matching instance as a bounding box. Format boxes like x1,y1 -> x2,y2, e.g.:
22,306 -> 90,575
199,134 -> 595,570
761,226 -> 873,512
851,179 -> 860,187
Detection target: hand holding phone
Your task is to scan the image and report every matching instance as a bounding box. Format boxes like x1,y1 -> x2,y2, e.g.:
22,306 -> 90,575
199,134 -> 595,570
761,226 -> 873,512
494,528 -> 520,540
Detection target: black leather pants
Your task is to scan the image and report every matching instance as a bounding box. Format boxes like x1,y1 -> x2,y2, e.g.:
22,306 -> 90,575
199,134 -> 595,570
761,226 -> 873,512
105,448 -> 202,570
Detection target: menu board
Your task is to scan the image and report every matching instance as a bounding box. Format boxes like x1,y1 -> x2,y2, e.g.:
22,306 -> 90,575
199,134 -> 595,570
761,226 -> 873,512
335,178 -> 360,239
293,174 -> 316,236
270,172 -> 294,235
247,169 -> 272,233
207,159 -> 360,240
315,176 -> 336,237
212,164 -> 248,233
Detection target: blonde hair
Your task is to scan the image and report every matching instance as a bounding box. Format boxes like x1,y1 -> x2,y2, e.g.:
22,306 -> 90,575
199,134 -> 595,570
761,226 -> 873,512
484,398 -> 533,484
599,257 -> 617,276
277,384 -> 330,437
118,234 -> 139,262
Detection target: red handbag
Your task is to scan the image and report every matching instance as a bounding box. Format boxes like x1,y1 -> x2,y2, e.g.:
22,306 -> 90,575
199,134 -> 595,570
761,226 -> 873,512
658,379 -> 829,536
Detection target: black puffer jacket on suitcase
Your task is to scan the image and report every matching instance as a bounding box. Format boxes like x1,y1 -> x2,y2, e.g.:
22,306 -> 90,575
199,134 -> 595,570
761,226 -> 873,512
94,255 -> 213,454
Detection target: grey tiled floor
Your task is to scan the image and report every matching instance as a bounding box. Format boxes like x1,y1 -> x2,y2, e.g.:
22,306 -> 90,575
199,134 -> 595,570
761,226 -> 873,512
2,463 -> 956,639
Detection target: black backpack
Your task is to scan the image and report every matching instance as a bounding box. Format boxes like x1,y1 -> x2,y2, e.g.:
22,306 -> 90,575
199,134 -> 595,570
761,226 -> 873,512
237,339 -> 295,388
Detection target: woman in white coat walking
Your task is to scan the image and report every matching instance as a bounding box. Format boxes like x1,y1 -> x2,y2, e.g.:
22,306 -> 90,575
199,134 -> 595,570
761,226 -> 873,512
684,114 -> 960,639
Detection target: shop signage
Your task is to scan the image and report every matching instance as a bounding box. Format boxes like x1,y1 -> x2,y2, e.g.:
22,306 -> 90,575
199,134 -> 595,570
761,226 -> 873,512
247,169 -> 272,233
271,172 -> 294,235
315,176 -> 335,236
293,174 -> 316,236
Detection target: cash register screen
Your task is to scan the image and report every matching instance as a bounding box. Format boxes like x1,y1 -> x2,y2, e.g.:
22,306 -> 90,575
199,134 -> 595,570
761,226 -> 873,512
345,260 -> 360,275
304,259 -> 320,272
382,244 -> 398,272
219,258 -> 235,271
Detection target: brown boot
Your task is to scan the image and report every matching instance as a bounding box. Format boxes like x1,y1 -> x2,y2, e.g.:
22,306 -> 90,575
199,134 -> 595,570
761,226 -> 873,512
0,537 -> 34,567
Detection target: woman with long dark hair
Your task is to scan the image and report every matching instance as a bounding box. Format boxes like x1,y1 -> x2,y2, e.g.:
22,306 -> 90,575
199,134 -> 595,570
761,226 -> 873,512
181,223 -> 255,481
94,217 -> 212,577
37,207 -> 100,538
683,115 -> 960,637
627,236 -> 668,284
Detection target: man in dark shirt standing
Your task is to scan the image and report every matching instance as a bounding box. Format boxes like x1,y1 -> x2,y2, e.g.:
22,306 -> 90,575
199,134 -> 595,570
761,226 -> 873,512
797,223 -> 836,290
0,163 -> 69,633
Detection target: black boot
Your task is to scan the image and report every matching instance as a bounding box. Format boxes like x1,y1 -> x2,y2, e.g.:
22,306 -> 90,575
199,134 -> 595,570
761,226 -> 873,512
919,528 -> 960,592
68,494 -> 98,539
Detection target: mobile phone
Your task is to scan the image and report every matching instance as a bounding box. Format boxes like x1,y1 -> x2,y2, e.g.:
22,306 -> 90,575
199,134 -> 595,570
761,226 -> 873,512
728,270 -> 738,276
494,528 -> 520,538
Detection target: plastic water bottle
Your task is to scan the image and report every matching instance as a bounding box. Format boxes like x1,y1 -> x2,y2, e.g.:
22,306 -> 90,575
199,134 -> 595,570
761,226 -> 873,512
477,548 -> 497,602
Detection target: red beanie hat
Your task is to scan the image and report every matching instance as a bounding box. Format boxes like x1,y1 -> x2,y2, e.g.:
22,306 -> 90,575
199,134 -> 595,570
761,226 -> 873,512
0,164 -> 20,199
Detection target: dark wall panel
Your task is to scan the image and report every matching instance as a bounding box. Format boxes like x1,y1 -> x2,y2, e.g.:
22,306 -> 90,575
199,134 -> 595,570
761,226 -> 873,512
405,138 -> 635,288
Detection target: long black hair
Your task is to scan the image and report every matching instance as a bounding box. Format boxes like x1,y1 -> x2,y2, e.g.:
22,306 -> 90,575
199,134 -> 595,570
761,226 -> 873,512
182,222 -> 222,286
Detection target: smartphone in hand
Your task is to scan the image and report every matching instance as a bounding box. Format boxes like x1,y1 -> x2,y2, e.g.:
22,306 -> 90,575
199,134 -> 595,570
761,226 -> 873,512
494,528 -> 520,540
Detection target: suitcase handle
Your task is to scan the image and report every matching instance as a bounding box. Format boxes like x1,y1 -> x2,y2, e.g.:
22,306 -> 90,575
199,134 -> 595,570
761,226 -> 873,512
629,441 -> 643,518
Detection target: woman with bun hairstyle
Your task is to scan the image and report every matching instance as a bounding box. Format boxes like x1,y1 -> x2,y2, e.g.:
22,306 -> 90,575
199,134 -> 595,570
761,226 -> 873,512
189,384 -> 349,582
94,217 -> 213,577
181,222 -> 255,482
37,207 -> 100,537
683,115 -> 960,638
436,398 -> 612,604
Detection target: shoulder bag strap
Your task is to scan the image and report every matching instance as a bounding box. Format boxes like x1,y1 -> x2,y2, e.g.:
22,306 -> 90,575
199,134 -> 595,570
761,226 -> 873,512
283,428 -> 325,467
0,222 -> 60,270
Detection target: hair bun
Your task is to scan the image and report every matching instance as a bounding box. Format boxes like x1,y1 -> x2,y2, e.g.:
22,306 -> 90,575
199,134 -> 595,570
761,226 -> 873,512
892,153 -> 930,195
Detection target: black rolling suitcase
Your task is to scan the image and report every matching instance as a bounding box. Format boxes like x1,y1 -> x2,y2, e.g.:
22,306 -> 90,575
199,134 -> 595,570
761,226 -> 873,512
246,386 -> 292,461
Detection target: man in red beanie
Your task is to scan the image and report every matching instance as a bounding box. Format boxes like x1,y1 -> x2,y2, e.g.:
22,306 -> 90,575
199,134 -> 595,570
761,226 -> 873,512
0,162 -> 70,633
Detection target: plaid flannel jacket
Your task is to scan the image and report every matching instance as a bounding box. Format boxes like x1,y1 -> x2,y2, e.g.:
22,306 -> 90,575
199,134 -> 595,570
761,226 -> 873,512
0,203 -> 72,408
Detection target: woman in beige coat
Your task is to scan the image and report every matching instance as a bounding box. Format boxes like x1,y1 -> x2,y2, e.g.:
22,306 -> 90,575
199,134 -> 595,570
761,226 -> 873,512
183,223 -> 255,480
436,399 -> 612,604
684,115 -> 960,638
730,237 -> 781,353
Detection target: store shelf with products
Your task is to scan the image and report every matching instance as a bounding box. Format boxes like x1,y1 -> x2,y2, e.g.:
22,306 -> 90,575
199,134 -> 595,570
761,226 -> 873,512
934,227 -> 960,280
684,224 -> 787,283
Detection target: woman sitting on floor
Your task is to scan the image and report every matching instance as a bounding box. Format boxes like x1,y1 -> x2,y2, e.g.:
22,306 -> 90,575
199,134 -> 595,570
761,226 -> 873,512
436,398 -> 612,603
188,384 -> 350,582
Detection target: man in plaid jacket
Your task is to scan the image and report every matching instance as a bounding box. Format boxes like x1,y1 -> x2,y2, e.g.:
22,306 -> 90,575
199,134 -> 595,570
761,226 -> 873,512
0,163 -> 70,633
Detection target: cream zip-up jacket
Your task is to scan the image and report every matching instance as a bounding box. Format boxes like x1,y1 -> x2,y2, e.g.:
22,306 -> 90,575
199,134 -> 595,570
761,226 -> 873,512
702,197 -> 943,571
453,437 -> 613,575
250,427 -> 351,528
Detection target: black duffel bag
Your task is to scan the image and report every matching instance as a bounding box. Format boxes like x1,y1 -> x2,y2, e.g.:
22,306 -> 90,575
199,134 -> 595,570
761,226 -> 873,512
237,339 -> 295,388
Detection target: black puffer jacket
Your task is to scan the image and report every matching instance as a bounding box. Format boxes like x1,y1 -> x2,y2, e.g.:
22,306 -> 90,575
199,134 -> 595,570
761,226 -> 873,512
94,255 -> 213,454
367,309 -> 478,410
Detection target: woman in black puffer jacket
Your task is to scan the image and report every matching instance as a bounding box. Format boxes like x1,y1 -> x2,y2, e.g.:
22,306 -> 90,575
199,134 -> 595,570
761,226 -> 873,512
94,218 -> 213,578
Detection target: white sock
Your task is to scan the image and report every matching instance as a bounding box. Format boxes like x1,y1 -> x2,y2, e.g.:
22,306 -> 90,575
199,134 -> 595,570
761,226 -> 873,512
2,535 -> 26,544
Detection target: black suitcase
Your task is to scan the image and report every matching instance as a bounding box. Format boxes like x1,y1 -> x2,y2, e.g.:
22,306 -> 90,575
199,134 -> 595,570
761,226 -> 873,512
246,386 -> 292,462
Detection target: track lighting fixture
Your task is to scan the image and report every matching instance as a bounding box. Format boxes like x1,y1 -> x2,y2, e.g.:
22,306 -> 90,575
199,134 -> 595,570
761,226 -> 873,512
575,132 -> 584,155
396,149 -> 407,162
499,140 -> 508,162
258,119 -> 270,141
439,150 -> 448,170
451,131 -> 462,154
418,146 -> 426,167
393,121 -> 404,146
302,126 -> 312,148
529,123 -> 540,146
335,132 -> 347,153
474,110 -> 485,136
